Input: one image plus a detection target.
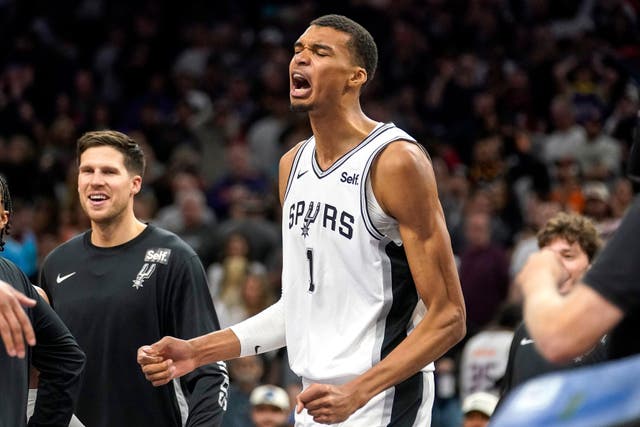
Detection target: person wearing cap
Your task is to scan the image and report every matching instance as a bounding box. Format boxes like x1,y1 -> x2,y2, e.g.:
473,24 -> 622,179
582,181 -> 613,224
250,384 -> 291,427
461,391 -> 498,427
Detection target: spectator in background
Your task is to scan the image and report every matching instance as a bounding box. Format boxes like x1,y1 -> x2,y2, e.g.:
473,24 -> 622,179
609,177 -> 634,220
450,188 -> 510,254
461,392 -> 498,427
3,199 -> 38,280
542,97 -> 587,167
432,158 -> 469,239
154,169 -> 215,232
206,143 -> 270,220
207,232 -> 267,328
505,129 -> 552,215
549,156 -> 585,213
171,189 -> 218,266
467,133 -> 505,188
581,181 -> 613,227
215,191 -> 280,266
250,385 -> 291,427
133,190 -> 159,223
603,85 -> 639,147
224,355 -> 265,427
459,211 -> 510,335
459,304 -> 521,401
576,108 -> 622,182
432,356 -> 463,427
0,134 -> 40,201
247,94 -> 292,182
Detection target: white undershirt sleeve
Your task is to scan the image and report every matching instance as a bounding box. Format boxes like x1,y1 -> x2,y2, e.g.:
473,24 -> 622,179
229,298 -> 286,357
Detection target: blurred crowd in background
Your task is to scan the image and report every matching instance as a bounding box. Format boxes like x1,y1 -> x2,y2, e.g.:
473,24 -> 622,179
1,0 -> 639,426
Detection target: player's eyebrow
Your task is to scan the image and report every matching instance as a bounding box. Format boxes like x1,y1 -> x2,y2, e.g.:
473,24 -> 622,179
294,41 -> 335,53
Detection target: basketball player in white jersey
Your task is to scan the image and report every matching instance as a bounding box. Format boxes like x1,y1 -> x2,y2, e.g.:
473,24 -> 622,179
138,14 -> 466,426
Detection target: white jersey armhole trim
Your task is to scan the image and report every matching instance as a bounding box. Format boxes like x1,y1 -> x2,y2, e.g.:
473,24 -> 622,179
360,134 -> 417,241
283,137 -> 313,203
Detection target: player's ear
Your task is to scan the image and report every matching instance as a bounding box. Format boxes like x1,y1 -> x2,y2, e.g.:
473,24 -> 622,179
131,175 -> 142,196
349,67 -> 367,89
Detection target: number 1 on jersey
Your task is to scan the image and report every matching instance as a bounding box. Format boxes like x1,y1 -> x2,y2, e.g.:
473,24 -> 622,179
306,248 -> 315,293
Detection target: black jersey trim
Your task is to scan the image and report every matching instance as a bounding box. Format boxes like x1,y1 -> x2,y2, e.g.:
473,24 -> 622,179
283,136 -> 314,202
388,371 -> 424,426
311,122 -> 393,179
379,241 -> 422,425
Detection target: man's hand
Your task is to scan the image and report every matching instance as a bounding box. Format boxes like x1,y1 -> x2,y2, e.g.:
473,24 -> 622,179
0,280 -> 36,358
137,336 -> 197,386
296,383 -> 365,425
517,249 -> 569,295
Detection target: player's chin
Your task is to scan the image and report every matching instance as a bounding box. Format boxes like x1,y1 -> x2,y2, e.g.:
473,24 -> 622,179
289,99 -> 312,113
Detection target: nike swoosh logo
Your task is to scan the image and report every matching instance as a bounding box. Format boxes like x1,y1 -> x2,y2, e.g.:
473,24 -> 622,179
297,170 -> 308,179
56,272 -> 76,284
254,345 -> 261,354
520,338 -> 535,346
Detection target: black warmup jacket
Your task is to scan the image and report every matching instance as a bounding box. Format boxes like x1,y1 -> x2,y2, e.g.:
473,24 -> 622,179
583,195 -> 640,360
0,256 -> 85,427
501,322 -> 609,400
40,225 -> 227,427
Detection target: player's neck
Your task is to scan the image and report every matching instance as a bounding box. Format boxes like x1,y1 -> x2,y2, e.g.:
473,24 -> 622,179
309,106 -> 378,170
90,212 -> 147,247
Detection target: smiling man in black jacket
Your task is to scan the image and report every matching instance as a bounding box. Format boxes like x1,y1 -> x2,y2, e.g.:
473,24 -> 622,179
39,130 -> 228,427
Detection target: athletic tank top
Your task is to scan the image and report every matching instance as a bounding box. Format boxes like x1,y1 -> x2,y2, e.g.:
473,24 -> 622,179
282,122 -> 434,383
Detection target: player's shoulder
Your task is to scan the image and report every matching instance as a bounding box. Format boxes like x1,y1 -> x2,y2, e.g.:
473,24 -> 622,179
280,139 -> 309,168
144,225 -> 197,258
374,139 -> 432,182
0,256 -> 31,292
42,231 -> 89,264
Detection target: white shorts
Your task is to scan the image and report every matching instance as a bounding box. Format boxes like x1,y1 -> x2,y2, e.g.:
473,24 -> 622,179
27,389 -> 86,427
296,371 -> 434,427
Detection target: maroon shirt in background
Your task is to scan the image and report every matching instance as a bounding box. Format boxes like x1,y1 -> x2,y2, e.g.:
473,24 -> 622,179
459,243 -> 510,334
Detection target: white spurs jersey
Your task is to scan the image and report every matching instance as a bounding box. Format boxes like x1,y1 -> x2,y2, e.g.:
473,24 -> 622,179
282,122 -> 435,385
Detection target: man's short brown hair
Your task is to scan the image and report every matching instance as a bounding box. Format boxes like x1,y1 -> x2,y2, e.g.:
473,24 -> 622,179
537,212 -> 602,261
77,130 -> 145,177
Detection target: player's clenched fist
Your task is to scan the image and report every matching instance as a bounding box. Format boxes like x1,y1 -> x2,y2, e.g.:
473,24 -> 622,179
137,336 -> 197,386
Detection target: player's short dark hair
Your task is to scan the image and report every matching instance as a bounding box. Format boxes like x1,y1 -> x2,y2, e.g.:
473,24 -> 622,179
310,14 -> 378,87
77,130 -> 146,177
537,212 -> 602,261
0,175 -> 13,251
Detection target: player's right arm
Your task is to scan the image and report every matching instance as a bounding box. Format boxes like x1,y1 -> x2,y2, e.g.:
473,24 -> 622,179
138,143 -> 305,386
520,249 -> 623,363
9,269 -> 86,426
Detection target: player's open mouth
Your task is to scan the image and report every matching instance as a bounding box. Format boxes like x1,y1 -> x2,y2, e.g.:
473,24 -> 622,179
291,72 -> 311,98
88,193 -> 109,206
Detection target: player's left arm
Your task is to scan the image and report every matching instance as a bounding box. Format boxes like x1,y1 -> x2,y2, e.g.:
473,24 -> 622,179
27,279 -> 86,426
298,141 -> 466,424
168,254 -> 229,427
